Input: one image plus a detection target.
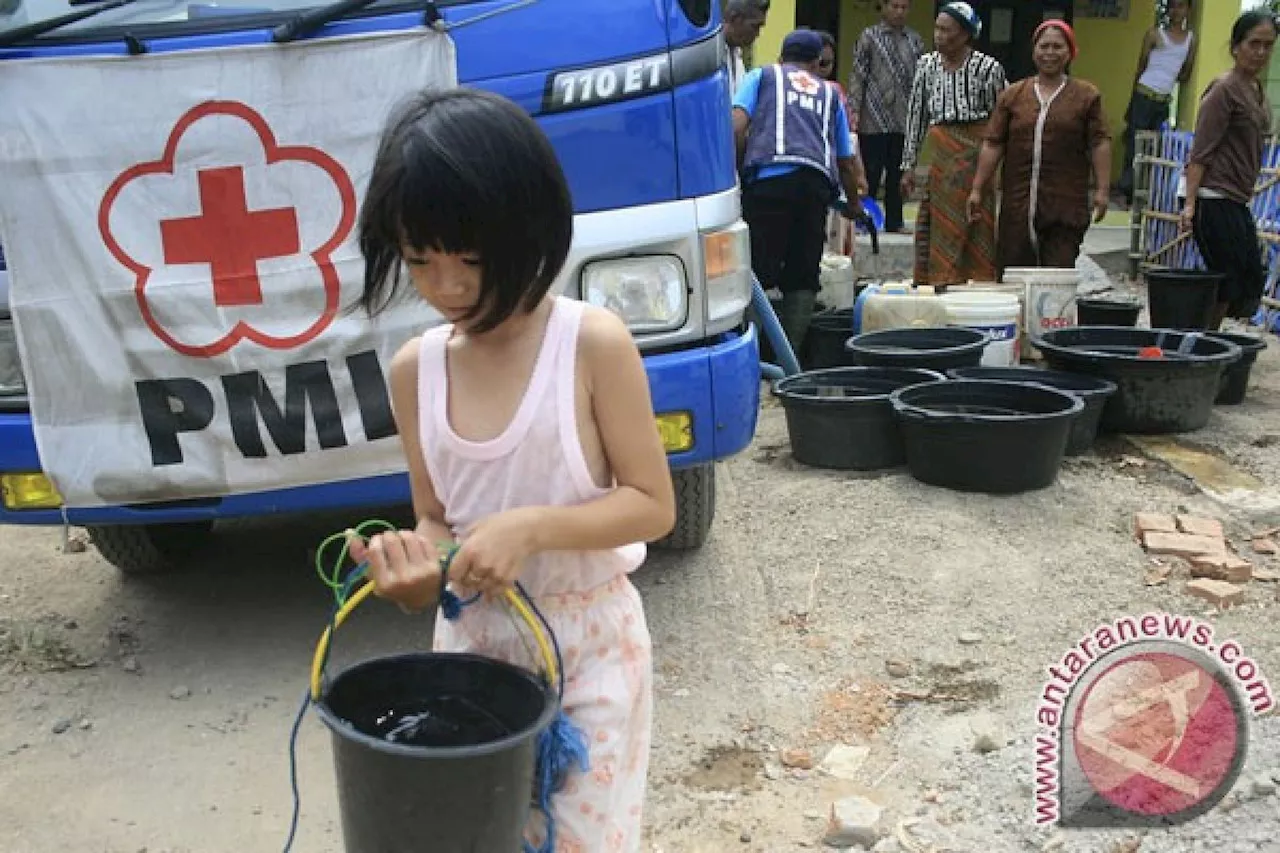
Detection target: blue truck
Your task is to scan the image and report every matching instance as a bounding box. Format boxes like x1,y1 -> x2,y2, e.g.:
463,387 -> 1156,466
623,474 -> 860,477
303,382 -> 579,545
0,0 -> 760,573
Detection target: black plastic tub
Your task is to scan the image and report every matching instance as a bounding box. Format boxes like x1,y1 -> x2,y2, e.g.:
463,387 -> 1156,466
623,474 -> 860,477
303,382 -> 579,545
946,366 -> 1118,455
772,367 -> 946,470
845,326 -> 989,372
316,653 -> 557,853
1032,327 -> 1242,433
889,380 -> 1083,494
1077,298 -> 1142,328
1206,331 -> 1269,406
805,308 -> 857,369
1146,269 -> 1224,330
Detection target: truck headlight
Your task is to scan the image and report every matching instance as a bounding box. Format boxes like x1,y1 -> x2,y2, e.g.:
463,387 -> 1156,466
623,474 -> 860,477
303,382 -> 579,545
703,224 -> 751,324
582,256 -> 687,333
0,309 -> 24,398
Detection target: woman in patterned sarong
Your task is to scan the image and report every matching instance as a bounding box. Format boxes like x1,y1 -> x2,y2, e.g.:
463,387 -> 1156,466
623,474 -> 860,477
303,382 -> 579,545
900,2 -> 1007,286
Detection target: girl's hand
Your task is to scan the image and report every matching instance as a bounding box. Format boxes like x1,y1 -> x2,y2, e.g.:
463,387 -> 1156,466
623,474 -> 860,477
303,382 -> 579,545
900,172 -> 916,199
449,507 -> 543,599
348,529 -> 442,614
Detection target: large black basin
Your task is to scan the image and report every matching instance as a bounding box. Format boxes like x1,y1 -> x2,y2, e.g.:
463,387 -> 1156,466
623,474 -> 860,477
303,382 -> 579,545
772,367 -> 946,470
1031,327 -> 1242,433
1205,331 -> 1268,406
947,366 -> 1118,455
845,327 -> 990,372
890,380 -> 1083,494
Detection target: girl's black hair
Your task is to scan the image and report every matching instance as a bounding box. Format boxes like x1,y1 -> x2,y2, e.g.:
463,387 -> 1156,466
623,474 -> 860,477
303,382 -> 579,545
1232,9 -> 1278,50
357,88 -> 573,332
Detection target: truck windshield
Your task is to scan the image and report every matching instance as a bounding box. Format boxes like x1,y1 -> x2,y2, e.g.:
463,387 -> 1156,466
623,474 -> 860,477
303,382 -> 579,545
0,0 -> 456,40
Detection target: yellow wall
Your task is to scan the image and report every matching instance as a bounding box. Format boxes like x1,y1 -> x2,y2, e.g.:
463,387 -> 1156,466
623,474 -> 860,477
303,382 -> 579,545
1177,1 -> 1236,130
1072,0 -> 1159,177
754,0 -> 796,71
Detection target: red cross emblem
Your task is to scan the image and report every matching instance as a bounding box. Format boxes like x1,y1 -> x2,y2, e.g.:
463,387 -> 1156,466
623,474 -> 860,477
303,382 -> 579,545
160,166 -> 300,308
99,100 -> 356,357
788,70 -> 822,96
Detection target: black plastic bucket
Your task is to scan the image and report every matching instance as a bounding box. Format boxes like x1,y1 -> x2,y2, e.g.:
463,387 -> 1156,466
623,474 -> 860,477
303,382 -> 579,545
1146,270 -> 1224,330
1032,326 -> 1242,433
889,380 -> 1083,494
845,327 -> 990,372
1077,298 -> 1142,328
1206,331 -> 1268,406
315,653 -> 558,853
946,366 -> 1118,455
772,367 -> 946,470
805,308 -> 857,369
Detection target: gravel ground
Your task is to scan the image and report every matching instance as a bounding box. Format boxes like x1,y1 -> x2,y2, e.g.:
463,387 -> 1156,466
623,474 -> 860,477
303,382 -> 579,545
1,325 -> 1278,853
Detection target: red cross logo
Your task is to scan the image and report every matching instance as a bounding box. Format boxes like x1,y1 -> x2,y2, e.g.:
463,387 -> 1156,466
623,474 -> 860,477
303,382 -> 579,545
99,100 -> 356,357
160,166 -> 300,307
788,70 -> 821,96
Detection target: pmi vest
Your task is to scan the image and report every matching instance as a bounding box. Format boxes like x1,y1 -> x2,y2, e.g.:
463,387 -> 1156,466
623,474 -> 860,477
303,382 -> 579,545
743,64 -> 840,190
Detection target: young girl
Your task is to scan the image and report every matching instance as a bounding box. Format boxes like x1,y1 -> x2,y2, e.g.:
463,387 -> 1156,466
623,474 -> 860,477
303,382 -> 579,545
348,89 -> 675,852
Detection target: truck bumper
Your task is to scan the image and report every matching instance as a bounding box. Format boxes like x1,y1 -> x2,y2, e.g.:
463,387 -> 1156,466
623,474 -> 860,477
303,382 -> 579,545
0,326 -> 759,526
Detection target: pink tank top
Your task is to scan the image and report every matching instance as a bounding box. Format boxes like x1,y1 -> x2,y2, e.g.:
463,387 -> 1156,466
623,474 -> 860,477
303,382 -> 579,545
416,296 -> 646,597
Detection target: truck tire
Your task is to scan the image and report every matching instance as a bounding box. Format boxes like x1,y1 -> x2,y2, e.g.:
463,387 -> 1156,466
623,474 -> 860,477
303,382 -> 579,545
654,464 -> 716,550
87,522 -> 214,576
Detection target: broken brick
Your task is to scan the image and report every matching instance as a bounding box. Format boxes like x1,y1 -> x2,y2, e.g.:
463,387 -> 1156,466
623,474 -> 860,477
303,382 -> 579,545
1252,538 -> 1279,556
1189,554 -> 1253,584
780,748 -> 814,770
1186,579 -> 1245,608
1142,531 -> 1226,558
1135,512 -> 1177,537
1177,515 -> 1225,539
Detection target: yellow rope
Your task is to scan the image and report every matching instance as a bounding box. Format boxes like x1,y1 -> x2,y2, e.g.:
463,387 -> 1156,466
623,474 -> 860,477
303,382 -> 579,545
309,581 -> 558,701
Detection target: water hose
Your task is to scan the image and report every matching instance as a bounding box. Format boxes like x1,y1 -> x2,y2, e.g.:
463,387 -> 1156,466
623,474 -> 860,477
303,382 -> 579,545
752,273 -> 801,377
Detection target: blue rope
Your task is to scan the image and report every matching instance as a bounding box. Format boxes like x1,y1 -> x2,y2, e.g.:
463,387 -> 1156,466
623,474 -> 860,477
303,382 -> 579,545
282,554 -> 587,853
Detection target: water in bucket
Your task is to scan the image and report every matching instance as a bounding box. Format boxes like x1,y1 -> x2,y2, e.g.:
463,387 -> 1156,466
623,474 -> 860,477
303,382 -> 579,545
365,695 -> 514,747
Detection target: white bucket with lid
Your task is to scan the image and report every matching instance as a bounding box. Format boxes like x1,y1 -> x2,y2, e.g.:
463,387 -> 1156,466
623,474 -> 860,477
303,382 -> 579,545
1000,267 -> 1079,359
941,291 -> 1021,366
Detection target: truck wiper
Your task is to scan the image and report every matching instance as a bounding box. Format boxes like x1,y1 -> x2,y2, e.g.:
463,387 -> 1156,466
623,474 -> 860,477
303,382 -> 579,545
274,0 -> 428,42
0,0 -> 140,47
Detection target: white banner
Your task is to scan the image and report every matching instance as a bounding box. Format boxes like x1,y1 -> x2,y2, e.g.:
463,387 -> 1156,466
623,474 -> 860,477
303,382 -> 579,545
0,31 -> 456,507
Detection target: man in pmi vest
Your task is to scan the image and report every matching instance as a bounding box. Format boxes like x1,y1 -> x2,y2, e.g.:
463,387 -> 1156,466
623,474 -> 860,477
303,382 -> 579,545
733,28 -> 867,353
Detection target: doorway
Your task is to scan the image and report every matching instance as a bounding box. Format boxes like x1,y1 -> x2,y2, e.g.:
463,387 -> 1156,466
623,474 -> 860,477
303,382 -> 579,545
937,1 -> 1074,82
797,0 -> 841,48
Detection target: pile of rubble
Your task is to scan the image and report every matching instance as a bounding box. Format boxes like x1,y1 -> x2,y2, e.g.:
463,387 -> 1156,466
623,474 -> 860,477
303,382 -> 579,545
1134,512 -> 1279,607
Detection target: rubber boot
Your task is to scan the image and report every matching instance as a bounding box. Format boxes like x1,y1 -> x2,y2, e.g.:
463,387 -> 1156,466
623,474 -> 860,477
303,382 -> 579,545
780,289 -> 817,360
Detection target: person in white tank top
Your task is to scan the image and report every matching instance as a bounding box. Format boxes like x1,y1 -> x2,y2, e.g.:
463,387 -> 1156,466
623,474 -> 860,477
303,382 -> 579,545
348,89 -> 676,853
1118,0 -> 1197,205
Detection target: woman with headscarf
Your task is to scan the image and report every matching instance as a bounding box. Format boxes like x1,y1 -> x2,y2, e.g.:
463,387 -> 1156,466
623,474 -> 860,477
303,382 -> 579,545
968,20 -> 1111,274
900,1 -> 1007,286
1180,10 -> 1277,330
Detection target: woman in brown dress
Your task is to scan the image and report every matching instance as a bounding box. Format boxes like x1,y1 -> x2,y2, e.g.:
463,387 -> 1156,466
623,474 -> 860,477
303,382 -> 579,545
968,20 -> 1111,275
